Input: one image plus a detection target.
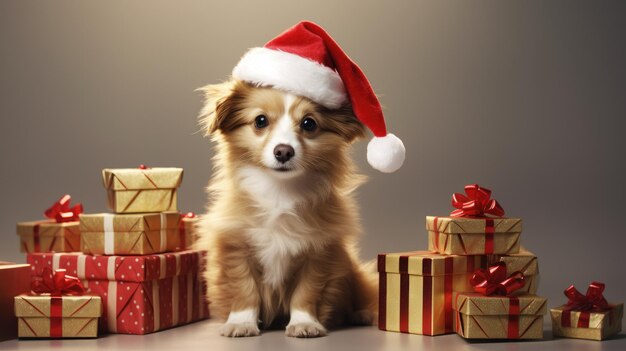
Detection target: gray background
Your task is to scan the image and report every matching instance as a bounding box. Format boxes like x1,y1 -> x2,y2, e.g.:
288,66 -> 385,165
1,0 -> 625,335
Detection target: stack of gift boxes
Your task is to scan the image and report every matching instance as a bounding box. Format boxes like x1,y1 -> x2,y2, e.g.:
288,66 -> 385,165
13,166 -> 208,338
378,184 -> 622,341
6,177 -> 622,341
379,184 -> 547,340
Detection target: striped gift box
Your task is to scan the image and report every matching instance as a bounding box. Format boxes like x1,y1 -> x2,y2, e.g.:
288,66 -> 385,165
378,251 -> 487,335
27,250 -> 209,334
80,212 -> 181,255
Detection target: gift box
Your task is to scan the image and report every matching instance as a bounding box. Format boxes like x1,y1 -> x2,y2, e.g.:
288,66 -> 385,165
550,282 -> 622,340
80,212 -> 181,255
453,292 -> 546,339
27,250 -> 209,334
427,184 -> 521,255
427,216 -> 521,255
551,304 -> 623,341
15,294 -> 101,338
17,220 -> 80,253
15,268 -> 102,338
378,251 -> 488,335
17,195 -> 83,253
179,212 -> 200,251
489,248 -> 539,295
102,167 -> 183,213
0,262 -> 31,341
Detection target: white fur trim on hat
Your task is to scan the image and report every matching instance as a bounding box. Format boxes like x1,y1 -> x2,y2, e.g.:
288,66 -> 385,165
232,47 -> 347,109
367,133 -> 405,173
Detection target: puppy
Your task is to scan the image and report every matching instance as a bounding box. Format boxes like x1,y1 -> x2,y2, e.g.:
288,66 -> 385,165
195,79 -> 378,338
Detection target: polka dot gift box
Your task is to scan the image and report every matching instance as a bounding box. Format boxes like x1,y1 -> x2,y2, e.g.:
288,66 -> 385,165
26,250 -> 209,335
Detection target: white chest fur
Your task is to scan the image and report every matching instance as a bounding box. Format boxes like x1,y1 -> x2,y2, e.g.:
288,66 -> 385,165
237,166 -> 311,288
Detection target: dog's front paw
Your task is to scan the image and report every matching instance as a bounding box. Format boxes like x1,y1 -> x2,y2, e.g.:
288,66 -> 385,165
285,322 -> 327,338
219,322 -> 260,337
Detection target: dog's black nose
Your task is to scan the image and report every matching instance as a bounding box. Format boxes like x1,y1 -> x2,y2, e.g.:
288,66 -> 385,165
274,144 -> 295,163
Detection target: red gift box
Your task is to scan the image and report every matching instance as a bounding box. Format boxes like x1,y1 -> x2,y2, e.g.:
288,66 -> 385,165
27,250 -> 209,335
0,262 -> 31,341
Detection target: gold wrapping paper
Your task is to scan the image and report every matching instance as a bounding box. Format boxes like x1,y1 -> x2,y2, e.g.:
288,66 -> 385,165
14,294 -> 101,338
381,251 -> 486,275
80,212 -> 181,255
16,220 -> 80,253
550,304 -> 623,340
102,167 -> 183,213
490,248 -> 539,295
426,216 -> 521,255
379,251 -> 487,335
453,292 -> 546,339
180,216 -> 200,250
0,263 -> 31,341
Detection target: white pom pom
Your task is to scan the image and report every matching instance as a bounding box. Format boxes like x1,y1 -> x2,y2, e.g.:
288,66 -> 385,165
367,133 -> 406,173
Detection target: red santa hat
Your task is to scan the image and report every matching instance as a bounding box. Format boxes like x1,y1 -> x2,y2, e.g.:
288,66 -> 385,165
232,21 -> 405,173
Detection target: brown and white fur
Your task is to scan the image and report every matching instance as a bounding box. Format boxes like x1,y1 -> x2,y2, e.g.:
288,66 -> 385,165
195,79 -> 377,338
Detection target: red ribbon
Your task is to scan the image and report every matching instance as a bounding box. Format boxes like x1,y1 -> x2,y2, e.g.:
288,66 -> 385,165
470,262 -> 525,296
450,184 -> 505,218
33,223 -> 41,252
470,262 -> 525,338
31,268 -> 85,338
44,195 -> 83,223
139,164 -> 151,169
564,282 -> 609,312
561,282 -> 610,328
31,267 -> 85,296
182,212 -> 197,219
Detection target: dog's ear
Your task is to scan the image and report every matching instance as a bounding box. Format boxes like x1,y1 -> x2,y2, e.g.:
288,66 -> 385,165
324,104 -> 366,143
197,80 -> 237,136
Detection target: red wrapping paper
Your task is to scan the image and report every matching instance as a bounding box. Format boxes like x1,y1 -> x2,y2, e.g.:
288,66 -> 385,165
27,250 -> 209,335
83,274 -> 208,334
27,250 -> 201,282
0,263 -> 31,341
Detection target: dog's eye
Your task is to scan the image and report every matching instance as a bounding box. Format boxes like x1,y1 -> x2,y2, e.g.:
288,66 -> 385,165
300,117 -> 317,132
254,115 -> 269,129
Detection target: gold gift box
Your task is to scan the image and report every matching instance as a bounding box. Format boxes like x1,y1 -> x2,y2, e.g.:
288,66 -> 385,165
80,212 -> 181,255
453,292 -> 546,339
180,215 -> 200,250
490,248 -> 539,295
426,216 -> 521,255
550,304 -> 623,340
378,251 -> 487,335
102,167 -> 183,213
16,220 -> 80,253
14,294 -> 102,338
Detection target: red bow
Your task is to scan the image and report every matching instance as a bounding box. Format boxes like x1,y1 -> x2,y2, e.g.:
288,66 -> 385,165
450,184 -> 505,218
564,282 -> 609,312
470,262 -> 525,296
31,268 -> 85,296
139,164 -> 151,170
44,195 -> 83,223
182,212 -> 196,219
